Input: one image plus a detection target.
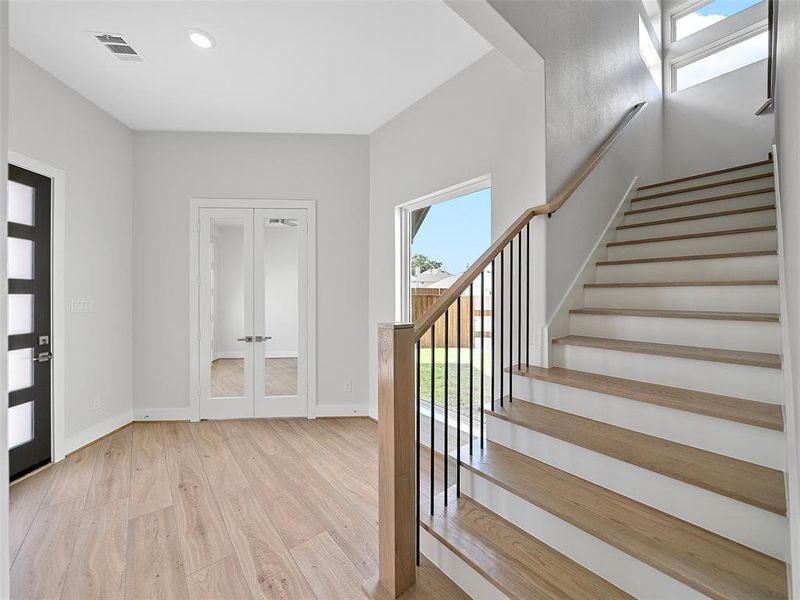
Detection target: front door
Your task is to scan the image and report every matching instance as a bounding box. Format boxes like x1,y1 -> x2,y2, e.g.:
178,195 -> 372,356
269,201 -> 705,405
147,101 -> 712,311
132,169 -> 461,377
198,207 -> 307,419
7,164 -> 52,479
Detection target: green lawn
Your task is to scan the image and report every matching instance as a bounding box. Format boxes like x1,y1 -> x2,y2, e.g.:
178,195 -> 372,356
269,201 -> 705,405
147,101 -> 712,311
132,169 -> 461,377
417,347 -> 492,412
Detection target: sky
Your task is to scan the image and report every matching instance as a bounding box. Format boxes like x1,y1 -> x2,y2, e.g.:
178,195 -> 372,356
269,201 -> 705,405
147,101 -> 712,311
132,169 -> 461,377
412,188 -> 490,273
675,0 -> 766,90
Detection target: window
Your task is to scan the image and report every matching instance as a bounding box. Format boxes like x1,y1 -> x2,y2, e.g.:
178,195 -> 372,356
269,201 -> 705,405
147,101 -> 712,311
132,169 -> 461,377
639,16 -> 662,91
675,30 -> 767,90
674,0 -> 763,41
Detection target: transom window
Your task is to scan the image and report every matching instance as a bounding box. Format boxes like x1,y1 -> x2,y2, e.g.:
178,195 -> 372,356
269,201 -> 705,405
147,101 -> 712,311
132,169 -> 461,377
674,0 -> 762,41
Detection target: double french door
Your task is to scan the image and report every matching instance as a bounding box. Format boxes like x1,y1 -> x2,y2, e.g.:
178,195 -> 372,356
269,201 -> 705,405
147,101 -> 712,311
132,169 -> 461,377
198,208 -> 308,419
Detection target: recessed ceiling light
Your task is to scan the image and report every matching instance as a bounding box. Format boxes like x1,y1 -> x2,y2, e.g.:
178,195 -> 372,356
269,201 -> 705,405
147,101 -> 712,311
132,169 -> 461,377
186,28 -> 215,49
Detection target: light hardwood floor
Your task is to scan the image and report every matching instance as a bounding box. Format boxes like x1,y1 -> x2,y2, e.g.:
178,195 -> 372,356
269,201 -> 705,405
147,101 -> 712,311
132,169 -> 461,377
8,418 -> 465,600
211,358 -> 298,397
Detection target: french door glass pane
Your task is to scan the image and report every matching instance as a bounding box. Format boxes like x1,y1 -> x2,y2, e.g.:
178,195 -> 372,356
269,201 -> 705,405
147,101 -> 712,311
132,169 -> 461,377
7,181 -> 35,226
8,348 -> 33,392
263,217 -> 299,397
8,237 -> 34,280
210,219 -> 246,398
8,401 -> 34,450
8,294 -> 34,335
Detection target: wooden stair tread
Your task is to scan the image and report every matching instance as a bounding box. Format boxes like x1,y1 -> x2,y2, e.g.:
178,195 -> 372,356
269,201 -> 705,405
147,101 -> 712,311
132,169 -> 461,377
553,335 -> 782,369
597,250 -> 777,266
509,365 -> 783,430
486,400 -> 785,513
569,307 -> 779,322
617,204 -> 775,230
419,493 -> 633,600
607,226 -> 776,247
637,160 -> 772,191
586,280 -> 778,287
633,172 -> 774,202
462,442 -> 788,600
625,188 -> 775,216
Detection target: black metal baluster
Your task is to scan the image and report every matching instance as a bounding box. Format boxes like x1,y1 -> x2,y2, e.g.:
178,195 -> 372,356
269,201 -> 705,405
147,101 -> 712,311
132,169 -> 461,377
415,339 -> 421,565
456,297 -> 461,498
526,222 -> 531,368
443,310 -> 449,507
480,270 -> 485,449
518,231 -> 522,369
509,238 -> 513,404
469,282 -> 474,456
430,324 -> 435,516
500,248 -> 504,407
492,259 -> 496,412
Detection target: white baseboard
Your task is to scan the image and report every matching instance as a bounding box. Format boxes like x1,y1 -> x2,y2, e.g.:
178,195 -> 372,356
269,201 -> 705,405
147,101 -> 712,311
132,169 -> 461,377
265,351 -> 298,359
212,352 -> 244,360
313,403 -> 369,418
61,410 -> 134,456
133,407 -> 192,421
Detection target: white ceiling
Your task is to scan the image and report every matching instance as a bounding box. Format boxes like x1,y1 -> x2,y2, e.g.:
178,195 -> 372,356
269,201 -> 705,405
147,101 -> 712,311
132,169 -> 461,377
10,0 -> 492,134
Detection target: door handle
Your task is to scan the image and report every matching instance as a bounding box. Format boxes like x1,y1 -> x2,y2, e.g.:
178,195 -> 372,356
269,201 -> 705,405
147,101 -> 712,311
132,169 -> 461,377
237,336 -> 254,342
33,352 -> 53,363
255,336 -> 272,342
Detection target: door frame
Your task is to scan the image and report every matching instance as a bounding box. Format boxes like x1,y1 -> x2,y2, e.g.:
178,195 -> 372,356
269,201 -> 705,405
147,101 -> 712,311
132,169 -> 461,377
7,151 -> 67,463
189,198 -> 317,421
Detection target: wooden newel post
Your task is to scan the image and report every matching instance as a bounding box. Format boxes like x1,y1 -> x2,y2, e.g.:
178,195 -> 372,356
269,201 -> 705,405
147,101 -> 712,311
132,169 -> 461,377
377,323 -> 416,597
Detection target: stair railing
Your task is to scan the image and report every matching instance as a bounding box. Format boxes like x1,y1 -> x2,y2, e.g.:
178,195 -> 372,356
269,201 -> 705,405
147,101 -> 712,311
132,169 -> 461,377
376,101 -> 647,598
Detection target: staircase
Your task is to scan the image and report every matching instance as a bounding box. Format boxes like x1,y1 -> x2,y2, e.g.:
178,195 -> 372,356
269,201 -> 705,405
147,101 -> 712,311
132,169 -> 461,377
417,158 -> 790,599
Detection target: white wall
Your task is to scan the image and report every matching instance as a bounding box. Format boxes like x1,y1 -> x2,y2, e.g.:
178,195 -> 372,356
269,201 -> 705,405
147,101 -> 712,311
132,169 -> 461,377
9,50 -> 134,444
368,50 -> 547,417
133,132 -> 369,417
490,0 -> 664,199
663,60 -> 774,179
264,224 -> 299,358
774,0 -> 800,591
0,2 -> 9,596
485,0 -> 664,314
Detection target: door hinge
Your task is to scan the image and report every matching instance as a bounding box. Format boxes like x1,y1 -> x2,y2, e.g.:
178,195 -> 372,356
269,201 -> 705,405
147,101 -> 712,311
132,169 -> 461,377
197,220 -> 201,233
197,329 -> 201,341
196,275 -> 201,287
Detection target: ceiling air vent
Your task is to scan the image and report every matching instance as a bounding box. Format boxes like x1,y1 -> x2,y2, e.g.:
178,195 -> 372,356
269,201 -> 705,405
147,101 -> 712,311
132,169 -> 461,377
91,32 -> 142,62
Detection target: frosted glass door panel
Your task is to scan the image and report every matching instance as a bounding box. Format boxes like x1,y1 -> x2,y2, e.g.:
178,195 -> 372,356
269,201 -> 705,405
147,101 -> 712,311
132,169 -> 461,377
8,294 -> 34,335
8,348 -> 33,392
8,238 -> 34,280
8,402 -> 34,450
7,180 -> 35,226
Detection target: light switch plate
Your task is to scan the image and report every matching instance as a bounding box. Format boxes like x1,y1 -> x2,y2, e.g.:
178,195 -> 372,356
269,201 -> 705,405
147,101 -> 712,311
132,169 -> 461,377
71,299 -> 93,313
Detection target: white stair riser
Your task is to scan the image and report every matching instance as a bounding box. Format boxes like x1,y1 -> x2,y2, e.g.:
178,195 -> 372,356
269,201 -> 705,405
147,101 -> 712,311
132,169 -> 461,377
485,416 -> 788,560
607,230 -> 777,261
615,209 -> 776,242
553,344 -> 782,403
638,164 -> 773,195
623,192 -> 775,225
584,285 -> 779,312
461,470 -> 709,599
508,378 -> 785,469
631,177 -> 774,209
420,529 -> 509,600
595,255 -> 778,283
570,313 -> 781,352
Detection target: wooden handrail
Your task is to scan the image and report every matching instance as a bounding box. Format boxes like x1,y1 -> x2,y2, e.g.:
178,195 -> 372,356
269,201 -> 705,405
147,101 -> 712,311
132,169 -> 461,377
413,101 -> 647,340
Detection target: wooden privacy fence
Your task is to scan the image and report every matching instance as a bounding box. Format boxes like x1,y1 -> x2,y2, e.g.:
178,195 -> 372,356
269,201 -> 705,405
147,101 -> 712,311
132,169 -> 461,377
412,288 -> 491,348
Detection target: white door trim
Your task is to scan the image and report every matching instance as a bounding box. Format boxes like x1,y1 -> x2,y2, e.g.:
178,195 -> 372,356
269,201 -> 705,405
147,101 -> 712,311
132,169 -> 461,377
8,150 -> 67,462
189,198 -> 317,421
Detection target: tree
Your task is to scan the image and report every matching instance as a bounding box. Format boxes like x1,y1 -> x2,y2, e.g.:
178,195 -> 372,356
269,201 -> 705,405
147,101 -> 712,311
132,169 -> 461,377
412,254 -> 443,273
